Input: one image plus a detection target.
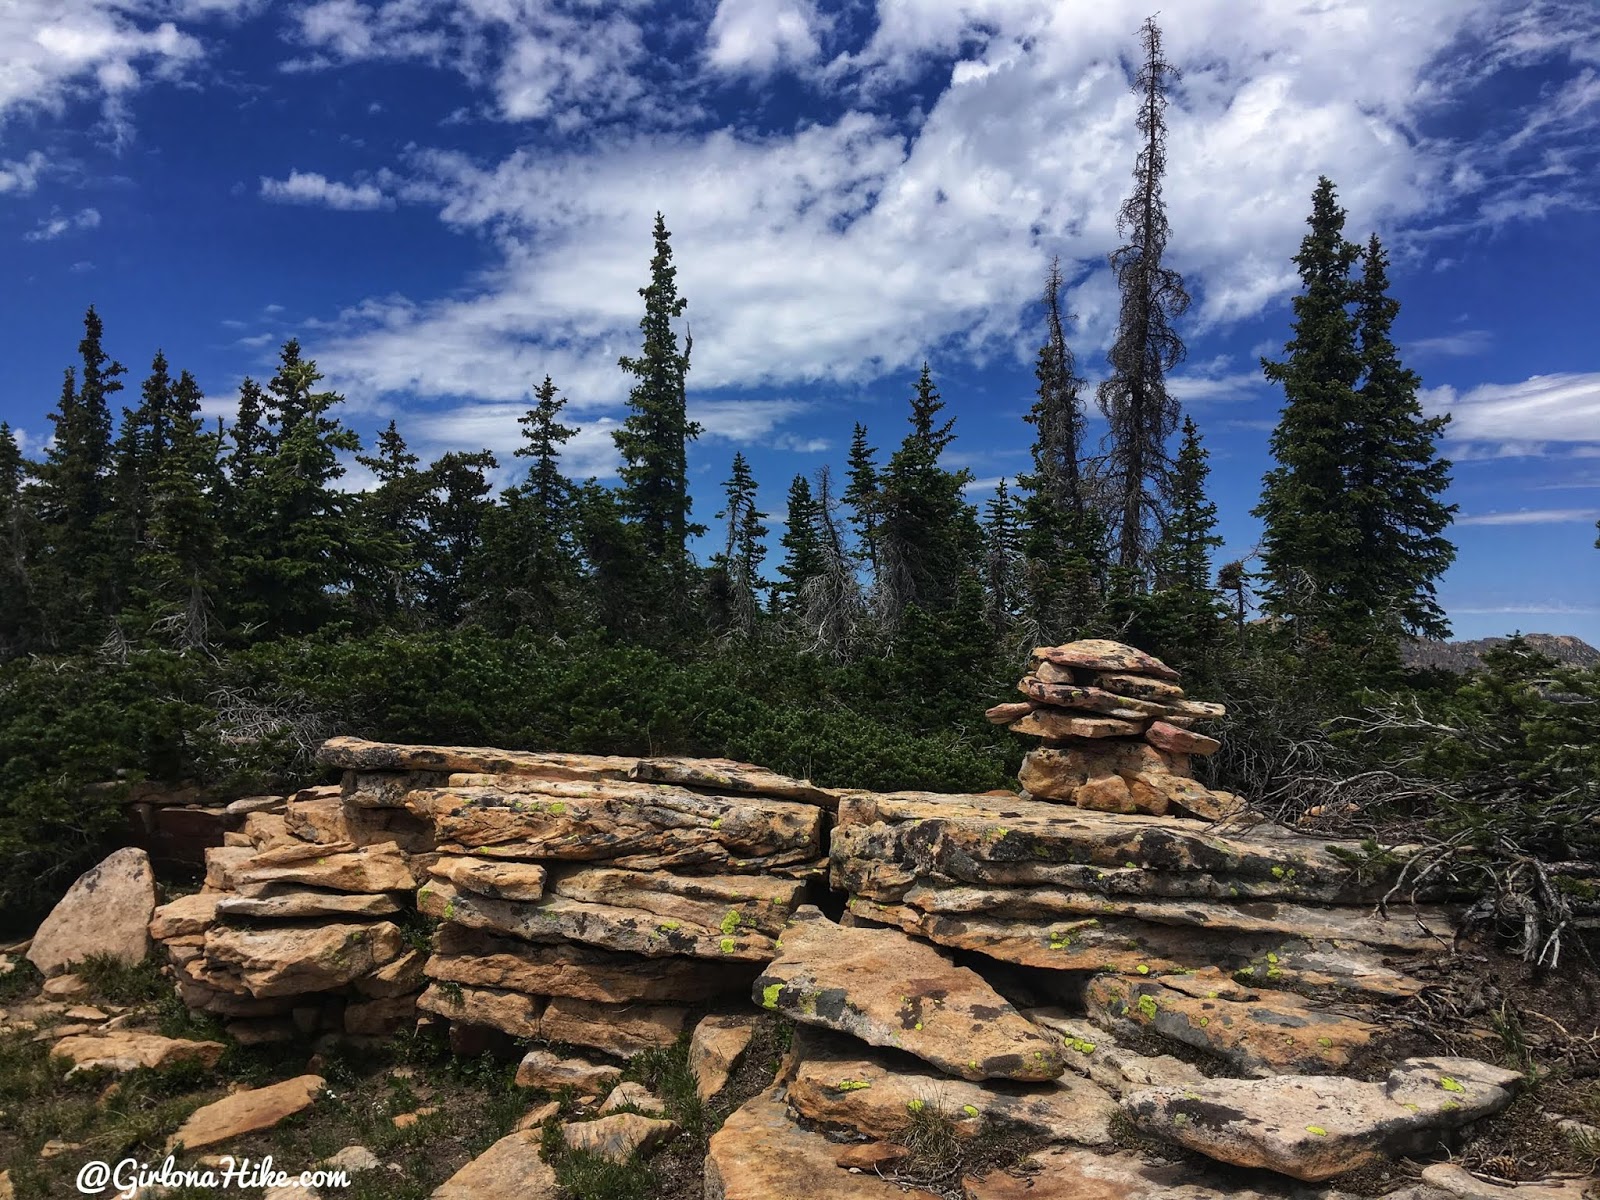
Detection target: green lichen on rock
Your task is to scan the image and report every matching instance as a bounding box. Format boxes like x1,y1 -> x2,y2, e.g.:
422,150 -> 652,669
720,910 -> 742,935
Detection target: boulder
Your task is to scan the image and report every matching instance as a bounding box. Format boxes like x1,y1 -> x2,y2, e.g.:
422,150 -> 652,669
425,924 -> 753,1002
962,1147 -> 1294,1200
514,1049 -> 620,1092
166,1074 -> 325,1151
560,1113 -> 676,1163
27,848 -> 157,976
51,1031 -> 226,1074
201,922 -> 406,997
752,906 -> 1064,1082
705,1086 -> 941,1200
429,856 -> 548,902
430,1130 -> 558,1199
1033,640 -> 1181,680
598,1082 -> 666,1116
1121,1056 -> 1524,1181
787,1027 -> 1116,1144
689,1014 -> 758,1101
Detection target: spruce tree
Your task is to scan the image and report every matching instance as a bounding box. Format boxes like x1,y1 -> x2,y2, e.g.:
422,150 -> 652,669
843,423 -> 881,581
614,214 -> 703,592
775,473 -> 824,614
1254,178 -> 1365,648
1018,259 -> 1103,640
0,423 -> 40,656
354,420 -> 428,623
981,478 -> 1022,638
1097,17 -> 1190,580
876,363 -> 980,624
421,449 -> 498,626
1143,415 -> 1224,654
710,452 -> 767,637
1346,233 -> 1456,644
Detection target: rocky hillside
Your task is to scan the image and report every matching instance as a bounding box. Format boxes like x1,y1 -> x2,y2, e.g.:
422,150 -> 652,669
1403,633 -> 1600,674
3,640 -> 1597,1200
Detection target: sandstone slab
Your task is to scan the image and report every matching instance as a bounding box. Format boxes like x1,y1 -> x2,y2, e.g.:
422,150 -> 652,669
689,1014 -> 757,1101
599,1082 -> 666,1116
1018,678 -> 1169,721
28,847 -> 157,976
514,1049 -> 620,1093
1420,1166 -> 1596,1200
216,887 -> 402,921
752,907 -> 1064,1082
52,1031 -> 226,1075
429,856 -> 548,902
561,1113 -> 676,1163
787,1027 -> 1115,1144
1033,640 -> 1182,681
962,1147 -> 1293,1200
985,701 -> 1037,724
166,1074 -> 325,1151
353,947 -> 426,998
1092,673 -> 1187,701
320,736 -> 637,780
548,864 -> 802,936
540,995 -> 688,1057
1026,1010 -> 1205,1096
1009,711 -> 1148,740
704,1086 -> 940,1200
1122,1056 -> 1523,1181
418,879 -> 775,960
417,983 -> 544,1038
341,769 -> 445,808
149,892 -> 223,940
426,924 -> 753,1002
430,1129 -> 558,1199
1146,720 -> 1222,756
201,922 -> 405,997
232,842 -> 414,894
627,756 -> 842,808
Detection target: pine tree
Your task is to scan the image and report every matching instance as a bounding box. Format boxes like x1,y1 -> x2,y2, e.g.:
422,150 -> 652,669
353,421 -> 428,623
981,478 -> 1022,637
710,452 -> 767,637
1346,233 -> 1456,644
421,450 -> 498,626
877,363 -> 980,624
799,466 -> 866,659
1254,178 -> 1366,646
1018,259 -> 1103,640
775,473 -> 824,614
1142,416 -> 1224,655
843,423 -> 882,581
1097,17 -> 1190,580
0,423 -> 40,656
614,214 -> 703,594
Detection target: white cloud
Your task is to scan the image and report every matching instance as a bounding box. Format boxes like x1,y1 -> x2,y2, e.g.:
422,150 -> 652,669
1405,329 -> 1493,358
1425,373 -> 1600,448
259,170 -> 393,211
706,0 -> 823,74
0,151 -> 48,195
0,1 -> 207,138
23,205 -> 100,241
1456,507 -> 1600,526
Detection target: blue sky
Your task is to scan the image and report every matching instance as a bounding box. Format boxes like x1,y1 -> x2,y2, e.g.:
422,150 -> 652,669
2,0 -> 1598,642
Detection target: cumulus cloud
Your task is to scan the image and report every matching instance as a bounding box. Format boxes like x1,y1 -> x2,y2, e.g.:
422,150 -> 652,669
259,170 -> 393,210
23,206 -> 101,241
0,152 -> 48,196
706,0 -> 824,74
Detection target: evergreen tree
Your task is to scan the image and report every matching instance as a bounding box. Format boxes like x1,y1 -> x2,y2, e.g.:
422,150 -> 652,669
843,423 -> 882,581
112,350 -> 176,569
799,467 -> 866,659
354,421 -> 428,623
1097,17 -> 1190,580
614,214 -> 703,599
981,478 -> 1023,638
1346,233 -> 1456,644
1018,259 -> 1103,640
775,473 -> 824,614
877,364 -> 981,624
1142,416 -> 1224,654
1255,178 -> 1364,642
0,423 -> 40,656
710,452 -> 767,637
420,450 -> 498,626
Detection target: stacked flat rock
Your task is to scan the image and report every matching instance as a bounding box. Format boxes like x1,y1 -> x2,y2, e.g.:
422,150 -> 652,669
324,737 -> 838,1066
986,638 -> 1238,821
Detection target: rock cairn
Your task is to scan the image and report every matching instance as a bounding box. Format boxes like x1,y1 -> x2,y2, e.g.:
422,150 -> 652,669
150,736 -> 840,1062
987,637 -> 1239,821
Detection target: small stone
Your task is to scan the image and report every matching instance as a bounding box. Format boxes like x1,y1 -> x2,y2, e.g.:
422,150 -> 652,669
514,1050 -> 620,1094
149,892 -> 223,940
1033,640 -> 1181,681
432,1129 -> 559,1199
835,1142 -> 910,1171
39,1138 -> 82,1159
984,701 -> 1037,724
1073,775 -> 1136,813
42,975 -> 89,999
560,1113 -> 676,1163
392,1106 -> 438,1128
322,1145 -> 381,1173
1419,1165 -> 1595,1200
52,1032 -> 226,1075
689,1014 -> 758,1101
1145,721 -> 1222,756
27,847 -> 157,976
429,856 -> 548,902
598,1082 -> 666,1116
516,1100 -> 562,1130
62,1005 -> 107,1022
165,1075 -> 325,1151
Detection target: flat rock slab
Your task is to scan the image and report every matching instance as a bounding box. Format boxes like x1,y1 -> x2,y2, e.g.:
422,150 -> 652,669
410,781 -> 822,871
705,1086 -> 940,1200
1026,1009 -> 1206,1096
431,1129 -> 558,1199
319,736 -> 637,780
561,1113 -> 676,1163
166,1074 -> 325,1151
626,757 -> 843,808
1419,1166 -> 1596,1200
418,879 -> 776,960
599,1082 -> 666,1116
52,1032 -> 226,1075
28,847 -> 156,976
1086,972 -> 1383,1076
962,1147 -> 1301,1200
429,856 -> 548,902
1018,678 -> 1169,721
787,1027 -> 1115,1144
1033,640 -> 1182,681
418,982 -> 544,1038
690,1014 -> 758,1101
753,906 -> 1064,1082
426,924 -> 754,1003
543,995 -> 688,1057
201,921 -> 405,998
232,842 -> 415,894
217,888 -> 402,920
150,892 -> 223,940
1146,721 -> 1222,756
515,1050 -> 621,1093
547,864 -> 803,937
1009,711 -> 1148,740
1122,1056 -> 1524,1181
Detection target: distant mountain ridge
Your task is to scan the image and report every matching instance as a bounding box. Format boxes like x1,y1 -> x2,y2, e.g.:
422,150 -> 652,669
1403,633 -> 1600,674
